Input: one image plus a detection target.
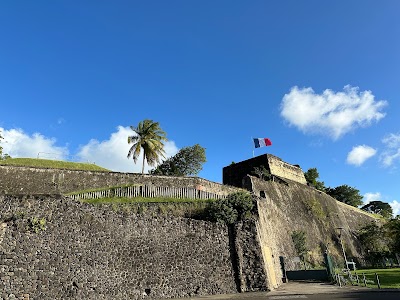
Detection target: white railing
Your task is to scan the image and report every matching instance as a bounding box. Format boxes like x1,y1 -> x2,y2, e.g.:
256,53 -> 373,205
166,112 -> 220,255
69,185 -> 226,201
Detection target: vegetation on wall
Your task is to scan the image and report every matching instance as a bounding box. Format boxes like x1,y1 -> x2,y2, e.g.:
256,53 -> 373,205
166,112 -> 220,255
127,119 -> 167,174
303,197 -> 326,221
251,165 -> 271,181
1,211 -> 47,234
150,144 -> 206,176
28,217 -> 47,233
206,191 -> 254,225
291,230 -> 308,260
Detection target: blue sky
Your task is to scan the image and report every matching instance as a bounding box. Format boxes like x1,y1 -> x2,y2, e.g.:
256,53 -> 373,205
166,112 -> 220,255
1,1 -> 399,215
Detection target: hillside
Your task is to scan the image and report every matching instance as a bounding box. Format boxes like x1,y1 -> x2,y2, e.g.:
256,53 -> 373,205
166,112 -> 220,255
0,158 -> 109,172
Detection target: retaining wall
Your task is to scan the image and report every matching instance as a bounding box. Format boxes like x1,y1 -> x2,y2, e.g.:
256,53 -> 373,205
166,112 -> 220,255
245,175 -> 377,284
0,195 -> 237,299
223,154 -> 306,187
0,194 -> 269,300
0,165 -> 239,196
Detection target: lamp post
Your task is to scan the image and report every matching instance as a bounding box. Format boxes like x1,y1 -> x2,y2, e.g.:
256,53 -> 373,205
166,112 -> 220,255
337,227 -> 348,269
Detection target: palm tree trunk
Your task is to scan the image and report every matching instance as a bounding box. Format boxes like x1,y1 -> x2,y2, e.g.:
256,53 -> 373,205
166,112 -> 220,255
142,152 -> 146,174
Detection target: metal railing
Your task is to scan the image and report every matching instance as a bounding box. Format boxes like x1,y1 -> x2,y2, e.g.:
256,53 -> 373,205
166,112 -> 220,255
69,185 -> 226,201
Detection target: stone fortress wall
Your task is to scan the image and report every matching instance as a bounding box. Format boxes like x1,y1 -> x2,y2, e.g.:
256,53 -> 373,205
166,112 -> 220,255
0,165 -> 239,196
0,155 -> 378,299
244,175 -> 377,287
0,194 -> 267,300
266,155 -> 307,185
223,154 -> 307,187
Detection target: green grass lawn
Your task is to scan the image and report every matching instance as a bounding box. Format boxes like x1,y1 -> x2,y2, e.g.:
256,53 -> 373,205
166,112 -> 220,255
0,157 -> 109,171
352,268 -> 400,289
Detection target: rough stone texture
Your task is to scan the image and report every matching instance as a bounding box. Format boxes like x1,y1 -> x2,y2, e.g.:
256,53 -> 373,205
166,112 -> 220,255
0,156 -> 378,297
0,195 -> 237,300
223,154 -> 306,187
233,221 -> 268,292
0,165 -> 239,196
246,175 -> 377,281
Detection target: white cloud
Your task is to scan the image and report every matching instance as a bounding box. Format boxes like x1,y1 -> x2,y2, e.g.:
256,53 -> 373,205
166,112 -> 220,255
77,126 -> 179,173
363,192 -> 382,205
390,200 -> 400,217
280,85 -> 387,140
380,133 -> 400,167
346,145 -> 377,166
0,127 -> 68,160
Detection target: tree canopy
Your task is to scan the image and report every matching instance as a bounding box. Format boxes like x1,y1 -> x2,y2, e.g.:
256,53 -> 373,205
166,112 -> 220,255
358,217 -> 400,266
304,167 -> 326,191
0,133 -> 3,158
326,184 -> 363,207
386,217 -> 400,254
150,144 -> 206,176
0,132 -> 10,160
251,165 -> 271,181
127,119 -> 167,174
361,201 -> 393,219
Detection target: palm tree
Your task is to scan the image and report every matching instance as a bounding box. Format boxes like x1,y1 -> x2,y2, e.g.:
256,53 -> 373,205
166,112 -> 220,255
127,119 -> 167,174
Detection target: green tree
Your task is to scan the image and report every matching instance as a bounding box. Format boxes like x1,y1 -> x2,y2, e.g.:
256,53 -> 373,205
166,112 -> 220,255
251,165 -> 271,181
358,223 -> 391,266
361,201 -> 393,219
304,168 -> 326,191
0,132 -> 10,160
326,184 -> 363,207
385,217 -> 400,254
150,144 -> 206,176
0,132 -> 3,158
127,119 -> 167,174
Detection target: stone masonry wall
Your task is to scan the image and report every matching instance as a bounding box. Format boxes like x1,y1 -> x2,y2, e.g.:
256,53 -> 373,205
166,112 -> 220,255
266,155 -> 307,185
223,154 -> 306,187
0,195 -> 238,300
0,165 -> 239,196
246,175 -> 377,277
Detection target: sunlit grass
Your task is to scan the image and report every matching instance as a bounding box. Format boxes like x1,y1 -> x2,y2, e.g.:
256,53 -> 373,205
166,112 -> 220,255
0,158 -> 109,171
352,268 -> 400,289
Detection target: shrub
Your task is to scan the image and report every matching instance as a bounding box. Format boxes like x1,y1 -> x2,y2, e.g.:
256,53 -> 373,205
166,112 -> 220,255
291,230 -> 308,258
207,192 -> 254,225
28,217 -> 47,233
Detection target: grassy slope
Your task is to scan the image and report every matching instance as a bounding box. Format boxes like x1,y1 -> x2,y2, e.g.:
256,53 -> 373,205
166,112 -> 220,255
0,158 -> 109,172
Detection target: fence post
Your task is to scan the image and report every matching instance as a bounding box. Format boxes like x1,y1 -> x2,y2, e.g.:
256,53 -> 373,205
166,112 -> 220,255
356,272 -> 359,285
363,273 -> 367,287
375,273 -> 381,289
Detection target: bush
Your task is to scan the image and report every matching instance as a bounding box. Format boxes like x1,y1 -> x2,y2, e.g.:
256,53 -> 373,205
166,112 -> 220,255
28,217 -> 47,233
207,192 -> 254,225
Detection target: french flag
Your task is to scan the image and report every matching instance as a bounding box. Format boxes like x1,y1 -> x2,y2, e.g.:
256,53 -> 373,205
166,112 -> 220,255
253,138 -> 272,148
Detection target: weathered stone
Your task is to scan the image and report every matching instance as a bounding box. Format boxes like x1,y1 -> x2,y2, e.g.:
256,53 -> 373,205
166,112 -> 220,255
0,195 -> 240,299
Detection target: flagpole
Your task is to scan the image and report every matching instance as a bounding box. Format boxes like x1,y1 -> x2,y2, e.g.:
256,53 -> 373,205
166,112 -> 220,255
251,137 -> 254,157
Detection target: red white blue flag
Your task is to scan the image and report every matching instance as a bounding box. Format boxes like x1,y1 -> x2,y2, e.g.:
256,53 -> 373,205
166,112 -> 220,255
253,138 -> 272,148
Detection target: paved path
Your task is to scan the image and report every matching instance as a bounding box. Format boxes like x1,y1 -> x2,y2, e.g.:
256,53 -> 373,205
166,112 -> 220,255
161,282 -> 400,300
